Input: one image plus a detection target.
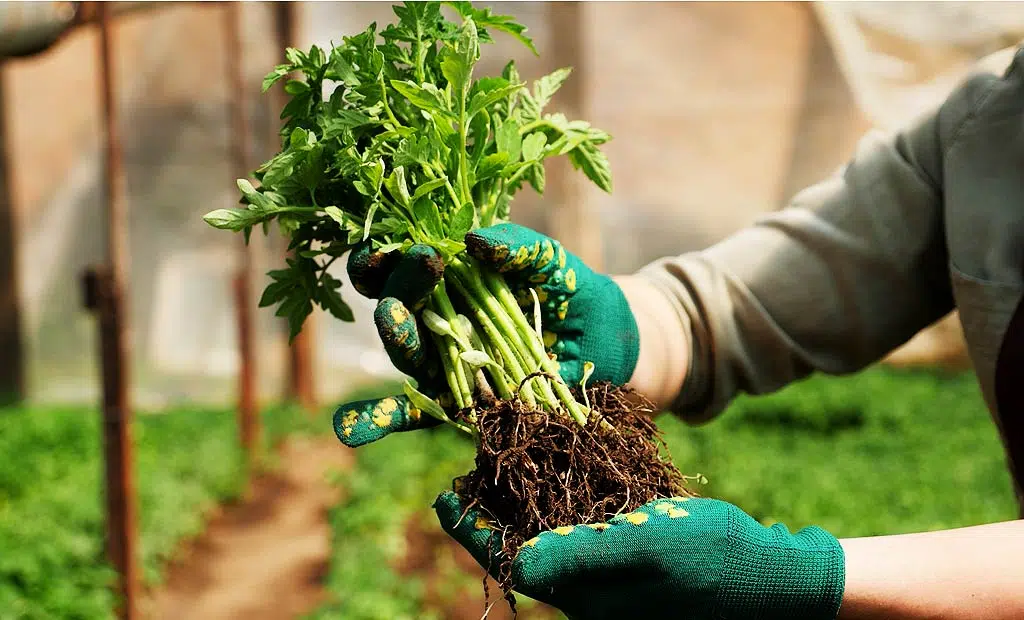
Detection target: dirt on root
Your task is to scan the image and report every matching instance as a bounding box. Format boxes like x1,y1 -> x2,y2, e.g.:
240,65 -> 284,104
142,435 -> 353,620
456,383 -> 693,605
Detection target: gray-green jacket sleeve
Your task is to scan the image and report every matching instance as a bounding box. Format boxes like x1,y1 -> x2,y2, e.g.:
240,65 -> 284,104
636,70 -> 999,424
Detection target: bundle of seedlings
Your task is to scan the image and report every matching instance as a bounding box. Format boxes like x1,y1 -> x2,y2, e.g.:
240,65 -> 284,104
204,0 -> 698,603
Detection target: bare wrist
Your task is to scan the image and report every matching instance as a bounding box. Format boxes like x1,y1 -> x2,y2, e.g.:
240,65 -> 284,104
614,274 -> 690,410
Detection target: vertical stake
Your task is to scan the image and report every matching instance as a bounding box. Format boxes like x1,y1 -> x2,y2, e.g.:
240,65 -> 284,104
225,2 -> 259,468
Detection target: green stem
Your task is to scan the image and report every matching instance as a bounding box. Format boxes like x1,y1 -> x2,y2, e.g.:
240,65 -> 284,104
379,75 -> 401,127
444,269 -> 539,408
429,288 -> 472,408
481,270 -> 589,425
447,260 -> 561,411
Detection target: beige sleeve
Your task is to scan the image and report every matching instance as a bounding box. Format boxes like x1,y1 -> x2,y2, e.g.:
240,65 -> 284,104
635,69 -> 1003,424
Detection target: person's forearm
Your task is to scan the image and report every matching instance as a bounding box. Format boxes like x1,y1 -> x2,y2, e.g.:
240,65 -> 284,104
839,519 -> 1024,619
614,274 -> 689,410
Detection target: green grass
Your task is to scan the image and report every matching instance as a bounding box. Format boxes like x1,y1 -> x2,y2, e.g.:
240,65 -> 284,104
0,401 -> 327,620
315,366 -> 1019,618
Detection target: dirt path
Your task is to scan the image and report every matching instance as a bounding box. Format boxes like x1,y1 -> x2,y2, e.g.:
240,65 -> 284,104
143,435 -> 353,620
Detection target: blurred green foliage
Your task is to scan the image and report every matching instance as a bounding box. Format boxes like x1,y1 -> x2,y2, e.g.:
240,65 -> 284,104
0,401 -> 323,620
312,366 -> 1019,618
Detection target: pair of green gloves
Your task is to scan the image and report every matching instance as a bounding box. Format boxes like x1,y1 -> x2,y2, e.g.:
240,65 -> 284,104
335,223 -> 846,619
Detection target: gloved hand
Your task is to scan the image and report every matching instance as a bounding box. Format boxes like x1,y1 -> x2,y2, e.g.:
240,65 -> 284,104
434,491 -> 845,620
334,223 -> 641,448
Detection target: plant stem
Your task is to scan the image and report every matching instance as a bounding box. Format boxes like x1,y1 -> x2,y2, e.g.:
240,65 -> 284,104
447,259 -> 566,412
480,269 -> 589,425
443,269 -> 539,408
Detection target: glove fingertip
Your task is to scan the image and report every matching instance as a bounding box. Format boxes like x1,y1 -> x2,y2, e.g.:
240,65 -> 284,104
347,243 -> 400,299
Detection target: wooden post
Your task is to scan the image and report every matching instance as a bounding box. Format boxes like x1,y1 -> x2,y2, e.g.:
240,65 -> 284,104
0,67 -> 24,406
544,3 -> 604,270
86,3 -> 139,618
225,2 -> 259,467
270,2 -> 317,413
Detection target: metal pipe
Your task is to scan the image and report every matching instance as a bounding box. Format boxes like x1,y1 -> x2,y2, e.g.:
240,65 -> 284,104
226,2 -> 259,468
94,3 -> 138,618
270,2 -> 318,413
0,69 -> 25,405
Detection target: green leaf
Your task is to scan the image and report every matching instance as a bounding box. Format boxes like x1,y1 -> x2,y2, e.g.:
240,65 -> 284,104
569,142 -> 613,193
262,64 -> 291,92
403,381 -> 451,424
237,179 -> 275,211
443,2 -> 538,55
439,18 -> 479,105
391,80 -> 450,114
324,206 -> 347,226
496,119 -> 521,161
413,197 -> 444,238
384,166 -> 413,207
363,201 -> 381,241
475,152 -> 508,183
449,201 -> 475,240
533,67 -> 572,111
422,309 -> 455,339
468,80 -> 524,119
522,132 -> 548,162
411,177 -> 447,202
317,272 -> 355,322
434,238 -> 466,259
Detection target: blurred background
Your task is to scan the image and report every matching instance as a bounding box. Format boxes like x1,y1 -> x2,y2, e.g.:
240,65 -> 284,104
2,2 -> 1024,619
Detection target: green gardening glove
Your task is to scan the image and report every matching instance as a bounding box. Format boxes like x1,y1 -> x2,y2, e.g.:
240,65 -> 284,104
334,244 -> 447,447
434,491 -> 845,620
335,223 -> 641,448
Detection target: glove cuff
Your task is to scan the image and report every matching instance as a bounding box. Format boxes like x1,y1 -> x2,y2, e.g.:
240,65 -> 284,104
717,517 -> 845,620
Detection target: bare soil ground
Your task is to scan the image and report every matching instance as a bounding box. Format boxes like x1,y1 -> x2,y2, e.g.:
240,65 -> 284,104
142,436 -> 353,620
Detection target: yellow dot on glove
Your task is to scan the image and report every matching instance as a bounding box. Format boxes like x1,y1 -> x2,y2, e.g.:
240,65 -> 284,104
513,246 -> 531,267
536,289 -> 549,303
372,411 -> 393,428
528,241 -> 542,263
523,537 -> 540,548
409,407 -> 421,421
565,268 -> 577,292
529,272 -> 548,284
342,410 -> 359,427
624,512 -> 649,525
379,398 -> 399,414
654,502 -> 675,514
389,303 -> 410,324
557,300 -> 569,321
343,427 -> 352,437
537,241 -> 555,269
543,331 -> 557,348
557,247 -> 566,268
553,526 -> 575,536
493,245 -> 510,262
585,523 -> 610,531
668,508 -> 689,519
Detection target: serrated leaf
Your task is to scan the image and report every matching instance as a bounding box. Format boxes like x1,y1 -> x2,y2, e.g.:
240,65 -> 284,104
440,18 -> 479,104
391,80 -> 450,114
533,67 -> 572,111
496,119 -> 522,161
363,201 -> 381,241
468,81 -> 524,119
569,142 -> 613,193
522,132 -> 548,162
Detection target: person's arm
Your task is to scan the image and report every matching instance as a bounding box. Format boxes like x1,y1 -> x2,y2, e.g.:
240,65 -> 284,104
619,66 -> 1005,420
838,519 -> 1024,619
